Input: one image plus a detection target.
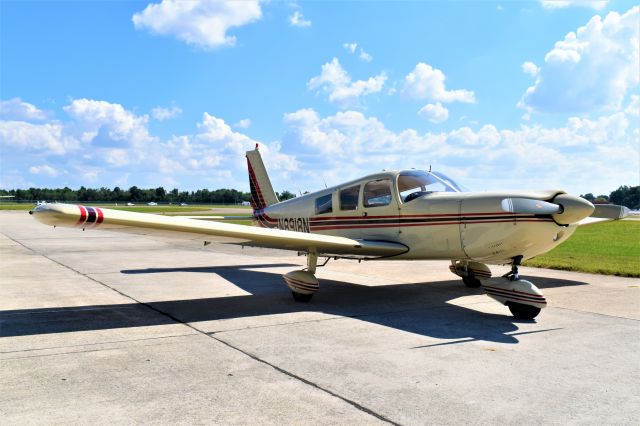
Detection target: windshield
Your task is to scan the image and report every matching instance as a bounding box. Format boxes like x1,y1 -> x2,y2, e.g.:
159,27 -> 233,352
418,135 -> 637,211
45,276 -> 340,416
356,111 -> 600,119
397,170 -> 466,203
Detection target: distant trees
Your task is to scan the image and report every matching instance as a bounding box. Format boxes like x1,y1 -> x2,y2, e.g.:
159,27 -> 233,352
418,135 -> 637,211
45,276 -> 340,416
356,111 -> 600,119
0,186 -> 297,204
277,190 -> 296,201
2,184 -> 636,208
581,185 -> 639,209
609,186 -> 639,209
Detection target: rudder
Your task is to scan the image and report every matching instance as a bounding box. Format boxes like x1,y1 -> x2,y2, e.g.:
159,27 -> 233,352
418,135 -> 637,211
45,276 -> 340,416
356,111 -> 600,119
246,144 -> 279,210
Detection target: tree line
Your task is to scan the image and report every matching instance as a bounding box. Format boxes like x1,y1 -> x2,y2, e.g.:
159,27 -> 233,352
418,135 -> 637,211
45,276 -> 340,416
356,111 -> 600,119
0,185 -> 636,208
0,186 -> 297,204
580,185 -> 639,209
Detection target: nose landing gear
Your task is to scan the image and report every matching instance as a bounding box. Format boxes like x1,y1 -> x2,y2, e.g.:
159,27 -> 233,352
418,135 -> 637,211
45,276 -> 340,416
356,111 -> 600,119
451,256 -> 546,320
486,256 -> 546,320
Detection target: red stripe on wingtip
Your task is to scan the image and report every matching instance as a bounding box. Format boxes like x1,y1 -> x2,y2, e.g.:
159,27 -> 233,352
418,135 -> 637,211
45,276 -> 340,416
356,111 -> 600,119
76,205 -> 87,226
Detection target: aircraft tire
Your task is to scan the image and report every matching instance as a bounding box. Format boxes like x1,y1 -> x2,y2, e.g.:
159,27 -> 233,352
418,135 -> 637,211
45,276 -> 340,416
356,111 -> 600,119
508,302 -> 541,320
462,274 -> 482,288
291,291 -> 313,303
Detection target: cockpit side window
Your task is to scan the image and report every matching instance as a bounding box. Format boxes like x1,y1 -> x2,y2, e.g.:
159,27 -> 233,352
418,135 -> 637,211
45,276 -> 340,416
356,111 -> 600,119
339,185 -> 360,211
363,179 -> 392,207
315,193 -> 333,215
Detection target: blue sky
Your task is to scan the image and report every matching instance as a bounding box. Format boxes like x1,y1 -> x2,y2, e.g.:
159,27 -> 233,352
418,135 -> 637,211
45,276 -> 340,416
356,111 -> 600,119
1,0 -> 638,196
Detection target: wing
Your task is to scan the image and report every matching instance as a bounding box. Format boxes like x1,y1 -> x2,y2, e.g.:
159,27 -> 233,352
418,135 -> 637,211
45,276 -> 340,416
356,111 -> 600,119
30,203 -> 407,258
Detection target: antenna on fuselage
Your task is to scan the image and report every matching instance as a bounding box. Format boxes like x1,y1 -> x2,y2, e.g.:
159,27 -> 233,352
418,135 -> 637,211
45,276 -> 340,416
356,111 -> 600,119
428,164 -> 432,173
322,176 -> 328,189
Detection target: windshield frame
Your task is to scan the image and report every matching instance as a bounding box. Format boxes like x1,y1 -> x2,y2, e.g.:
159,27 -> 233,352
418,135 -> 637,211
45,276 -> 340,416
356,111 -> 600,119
396,170 -> 467,203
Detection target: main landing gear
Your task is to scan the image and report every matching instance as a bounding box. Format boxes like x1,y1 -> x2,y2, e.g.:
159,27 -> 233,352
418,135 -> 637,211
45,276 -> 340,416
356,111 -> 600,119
283,250 -> 320,303
450,257 -> 547,320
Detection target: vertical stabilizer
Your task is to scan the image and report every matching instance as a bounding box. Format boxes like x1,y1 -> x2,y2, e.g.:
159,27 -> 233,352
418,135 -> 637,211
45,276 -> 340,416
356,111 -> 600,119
246,145 -> 279,210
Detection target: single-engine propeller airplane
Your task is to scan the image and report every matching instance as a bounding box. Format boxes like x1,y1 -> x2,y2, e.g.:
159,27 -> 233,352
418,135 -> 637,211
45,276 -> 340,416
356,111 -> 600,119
31,145 -> 630,319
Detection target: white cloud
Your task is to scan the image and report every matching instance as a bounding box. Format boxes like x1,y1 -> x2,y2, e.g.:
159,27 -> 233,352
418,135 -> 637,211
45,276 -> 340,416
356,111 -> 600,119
343,42 -> 373,62
402,62 -> 476,103
132,0 -> 262,49
540,1 -> 608,10
0,98 -> 49,121
0,98 -> 298,191
625,95 -> 639,116
343,42 -> 357,54
29,165 -> 60,177
282,107 -> 637,194
418,103 -> 449,123
151,105 -> 182,121
521,6 -> 639,114
234,118 -> 252,129
64,99 -> 155,149
359,49 -> 373,63
522,61 -> 539,77
289,11 -> 311,28
308,58 -> 387,108
104,149 -> 131,166
0,121 -> 77,155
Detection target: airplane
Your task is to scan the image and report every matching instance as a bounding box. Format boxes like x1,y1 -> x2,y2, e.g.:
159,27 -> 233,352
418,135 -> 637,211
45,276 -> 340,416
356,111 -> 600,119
30,145 -> 630,320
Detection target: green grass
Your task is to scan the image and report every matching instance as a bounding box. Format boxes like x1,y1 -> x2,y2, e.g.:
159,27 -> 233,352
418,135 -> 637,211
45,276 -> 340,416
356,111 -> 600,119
524,220 -> 640,277
0,203 -> 32,210
0,203 -> 250,213
0,202 -> 254,225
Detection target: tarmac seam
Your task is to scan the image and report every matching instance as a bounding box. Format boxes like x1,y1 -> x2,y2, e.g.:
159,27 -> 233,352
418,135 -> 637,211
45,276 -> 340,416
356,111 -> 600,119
7,235 -> 400,426
0,333 -> 196,354
550,305 -> 640,322
207,300 -> 490,336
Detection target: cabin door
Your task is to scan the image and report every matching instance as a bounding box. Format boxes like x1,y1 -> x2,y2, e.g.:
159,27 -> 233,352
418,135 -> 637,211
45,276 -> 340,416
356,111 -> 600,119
358,178 -> 401,240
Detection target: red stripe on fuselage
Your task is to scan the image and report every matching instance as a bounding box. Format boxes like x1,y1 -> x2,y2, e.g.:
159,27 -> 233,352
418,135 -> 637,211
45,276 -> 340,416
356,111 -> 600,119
308,212 -> 520,221
309,218 -> 554,231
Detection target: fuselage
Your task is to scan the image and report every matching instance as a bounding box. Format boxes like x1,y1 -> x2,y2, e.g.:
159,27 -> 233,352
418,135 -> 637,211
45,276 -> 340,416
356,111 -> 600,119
254,170 -> 580,264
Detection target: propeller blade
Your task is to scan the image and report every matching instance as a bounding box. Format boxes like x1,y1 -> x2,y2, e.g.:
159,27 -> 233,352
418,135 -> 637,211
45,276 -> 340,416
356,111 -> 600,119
501,198 -> 563,215
591,204 -> 630,219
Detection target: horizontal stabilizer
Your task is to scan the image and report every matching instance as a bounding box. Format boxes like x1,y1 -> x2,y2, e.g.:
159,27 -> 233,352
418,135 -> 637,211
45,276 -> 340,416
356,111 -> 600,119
591,204 -> 630,219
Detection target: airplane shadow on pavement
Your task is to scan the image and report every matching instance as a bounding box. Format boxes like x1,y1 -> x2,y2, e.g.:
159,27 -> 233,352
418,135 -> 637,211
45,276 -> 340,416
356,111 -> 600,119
0,264 -> 586,345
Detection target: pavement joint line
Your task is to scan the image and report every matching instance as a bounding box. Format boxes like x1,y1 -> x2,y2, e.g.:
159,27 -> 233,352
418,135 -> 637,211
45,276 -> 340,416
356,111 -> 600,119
1,339 -> 181,361
551,305 -> 640,322
1,306 -> 142,316
0,333 -> 197,354
4,233 -> 401,426
208,300 -> 493,336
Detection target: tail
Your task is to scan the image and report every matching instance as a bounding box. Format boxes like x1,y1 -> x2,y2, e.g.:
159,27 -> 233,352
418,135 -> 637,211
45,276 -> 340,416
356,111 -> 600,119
246,144 -> 279,211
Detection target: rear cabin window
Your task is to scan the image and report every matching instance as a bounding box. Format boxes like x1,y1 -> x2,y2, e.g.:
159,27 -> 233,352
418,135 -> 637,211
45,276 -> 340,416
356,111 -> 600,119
315,193 -> 333,215
363,179 -> 392,207
339,185 -> 360,211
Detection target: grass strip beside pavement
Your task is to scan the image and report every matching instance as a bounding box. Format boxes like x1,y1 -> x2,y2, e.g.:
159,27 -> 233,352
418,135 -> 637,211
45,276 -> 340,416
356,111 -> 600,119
0,203 -> 251,213
524,220 -> 640,278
